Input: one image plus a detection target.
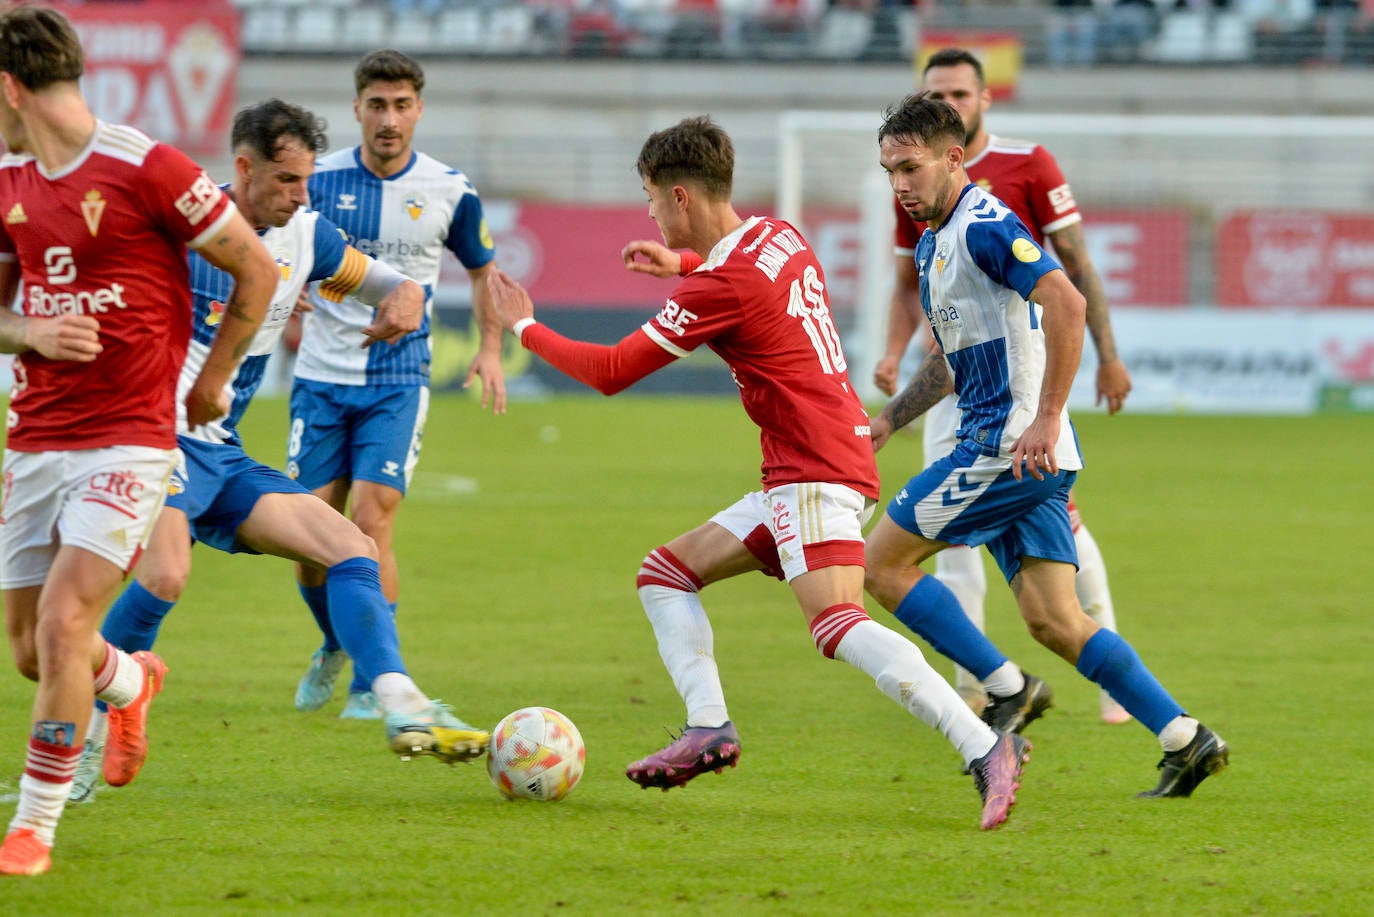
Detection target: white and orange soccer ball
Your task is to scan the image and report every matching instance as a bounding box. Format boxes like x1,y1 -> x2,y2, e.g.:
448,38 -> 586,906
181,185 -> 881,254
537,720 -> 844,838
486,707 -> 585,801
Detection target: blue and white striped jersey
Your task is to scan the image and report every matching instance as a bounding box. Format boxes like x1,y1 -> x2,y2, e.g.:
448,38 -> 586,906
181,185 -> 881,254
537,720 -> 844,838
180,204 -> 348,445
297,147 -> 496,386
915,184 -> 1082,470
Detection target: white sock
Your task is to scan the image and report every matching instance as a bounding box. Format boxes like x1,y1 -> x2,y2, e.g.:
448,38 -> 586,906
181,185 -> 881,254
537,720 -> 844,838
827,614 -> 996,766
981,661 -> 1026,699
640,584 -> 728,728
10,740 -> 80,846
371,672 -> 428,715
94,645 -> 145,709
1159,715 -> 1200,752
936,544 -> 988,695
1074,523 -> 1119,633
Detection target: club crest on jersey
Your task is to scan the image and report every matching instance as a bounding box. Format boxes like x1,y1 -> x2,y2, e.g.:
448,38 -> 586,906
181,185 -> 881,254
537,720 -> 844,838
207,300 -> 226,326
5,202 -> 26,224
936,245 -> 948,275
404,193 -> 426,221
81,190 -> 107,237
336,193 -> 357,211
276,257 -> 293,281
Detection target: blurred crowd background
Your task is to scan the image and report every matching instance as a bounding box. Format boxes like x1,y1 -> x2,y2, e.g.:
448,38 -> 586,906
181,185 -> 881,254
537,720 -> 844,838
230,0 -> 1373,67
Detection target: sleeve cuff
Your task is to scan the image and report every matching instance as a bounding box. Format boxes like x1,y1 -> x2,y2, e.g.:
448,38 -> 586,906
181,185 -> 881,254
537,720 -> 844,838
512,317 -> 537,339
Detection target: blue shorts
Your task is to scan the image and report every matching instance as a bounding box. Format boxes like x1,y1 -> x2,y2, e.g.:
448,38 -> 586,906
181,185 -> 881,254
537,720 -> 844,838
885,442 -> 1079,582
286,379 -> 429,495
170,436 -> 310,554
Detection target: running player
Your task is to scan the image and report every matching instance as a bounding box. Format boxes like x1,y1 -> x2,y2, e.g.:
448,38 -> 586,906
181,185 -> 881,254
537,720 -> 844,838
865,93 -> 1227,800
874,48 -> 1134,723
291,49 -> 505,719
488,116 -> 1031,831
72,99 -> 491,805
0,7 -> 277,876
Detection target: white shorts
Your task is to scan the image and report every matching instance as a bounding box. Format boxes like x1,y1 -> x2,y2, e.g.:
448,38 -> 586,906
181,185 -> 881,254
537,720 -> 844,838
921,393 -> 961,467
1,445 -> 179,589
709,482 -> 875,583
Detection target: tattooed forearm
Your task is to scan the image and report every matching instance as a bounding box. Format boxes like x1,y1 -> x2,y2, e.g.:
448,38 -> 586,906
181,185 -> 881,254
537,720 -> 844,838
1051,222 -> 1118,364
882,351 -> 953,432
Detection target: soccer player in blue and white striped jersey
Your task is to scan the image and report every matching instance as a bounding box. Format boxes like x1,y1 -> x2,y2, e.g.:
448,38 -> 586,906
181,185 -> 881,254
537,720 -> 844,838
290,50 -> 506,719
863,93 -> 1229,800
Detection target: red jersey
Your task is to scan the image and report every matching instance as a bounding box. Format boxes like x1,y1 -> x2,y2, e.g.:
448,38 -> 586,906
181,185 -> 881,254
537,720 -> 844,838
0,121 -> 234,451
894,134 -> 1080,253
647,217 -> 878,498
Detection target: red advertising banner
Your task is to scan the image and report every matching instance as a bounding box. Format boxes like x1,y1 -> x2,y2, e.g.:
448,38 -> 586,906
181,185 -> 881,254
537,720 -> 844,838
1216,212 -> 1374,308
54,1 -> 240,157
486,203 -> 1190,309
1084,209 -> 1190,307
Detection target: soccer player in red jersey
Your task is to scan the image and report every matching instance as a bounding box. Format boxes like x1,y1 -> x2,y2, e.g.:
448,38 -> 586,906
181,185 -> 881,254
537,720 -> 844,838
487,116 -> 1031,831
874,48 -> 1135,724
0,7 -> 276,876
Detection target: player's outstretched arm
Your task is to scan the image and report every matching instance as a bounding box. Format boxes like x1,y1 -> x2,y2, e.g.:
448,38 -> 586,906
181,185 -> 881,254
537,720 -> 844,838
186,212 -> 278,428
1010,269 -> 1085,481
874,255 -> 922,397
488,268 -> 675,396
622,239 -> 683,278
361,277 -> 424,345
465,261 -> 507,415
1048,221 -> 1131,414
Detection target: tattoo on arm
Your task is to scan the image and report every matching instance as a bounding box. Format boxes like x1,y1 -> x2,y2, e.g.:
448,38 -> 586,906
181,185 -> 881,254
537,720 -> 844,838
1052,222 -> 1118,363
884,352 -> 953,431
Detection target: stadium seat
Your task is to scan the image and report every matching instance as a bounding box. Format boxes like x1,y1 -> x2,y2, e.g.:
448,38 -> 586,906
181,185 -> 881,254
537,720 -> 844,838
436,8 -> 485,52
293,7 -> 341,50
337,7 -> 391,51
240,8 -> 293,52
391,12 -> 439,53
812,9 -> 871,60
1149,11 -> 1209,62
485,6 -> 535,54
1209,11 -> 1255,62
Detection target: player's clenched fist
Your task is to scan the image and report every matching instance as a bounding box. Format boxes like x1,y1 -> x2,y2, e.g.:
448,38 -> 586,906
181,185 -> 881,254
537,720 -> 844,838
23,314 -> 102,362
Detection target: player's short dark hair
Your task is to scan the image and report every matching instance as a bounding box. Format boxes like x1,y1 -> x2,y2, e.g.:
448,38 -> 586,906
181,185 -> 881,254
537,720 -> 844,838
354,49 -> 424,97
923,47 -> 985,87
878,92 -> 966,152
635,116 -> 733,200
0,6 -> 83,91
232,99 -> 329,162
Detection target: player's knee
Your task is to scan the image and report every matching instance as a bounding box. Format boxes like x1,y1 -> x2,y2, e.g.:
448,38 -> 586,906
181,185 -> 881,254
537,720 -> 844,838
334,525 -> 379,567
862,565 -> 901,610
636,546 -> 702,593
809,603 -> 869,659
137,565 -> 188,603
8,642 -> 38,681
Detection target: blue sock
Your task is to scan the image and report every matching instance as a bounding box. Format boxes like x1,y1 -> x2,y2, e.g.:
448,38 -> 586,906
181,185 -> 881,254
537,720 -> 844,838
1076,629 -> 1185,735
892,574 -> 1007,680
96,581 -> 176,715
326,558 -> 405,687
101,580 -> 175,653
299,582 -> 340,653
348,601 -> 397,695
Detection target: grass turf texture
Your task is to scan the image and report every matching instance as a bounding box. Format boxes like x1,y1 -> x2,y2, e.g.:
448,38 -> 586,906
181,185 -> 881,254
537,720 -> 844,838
1,396 -> 1369,914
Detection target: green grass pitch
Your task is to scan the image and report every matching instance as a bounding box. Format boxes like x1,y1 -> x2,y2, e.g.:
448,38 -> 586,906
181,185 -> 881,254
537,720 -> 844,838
1,395 -> 1370,914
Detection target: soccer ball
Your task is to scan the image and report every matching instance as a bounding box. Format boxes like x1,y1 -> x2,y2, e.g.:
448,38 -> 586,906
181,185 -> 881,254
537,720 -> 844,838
486,707 -> 585,801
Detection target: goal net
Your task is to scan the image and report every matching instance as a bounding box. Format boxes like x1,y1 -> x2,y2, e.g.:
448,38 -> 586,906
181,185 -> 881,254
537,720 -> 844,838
776,111 -> 1374,411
